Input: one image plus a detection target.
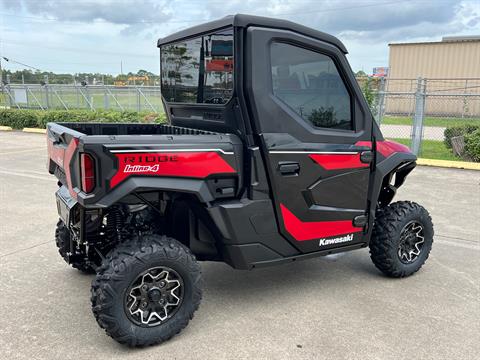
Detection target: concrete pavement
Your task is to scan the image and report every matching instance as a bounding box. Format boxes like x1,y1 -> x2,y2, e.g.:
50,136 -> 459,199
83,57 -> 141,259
0,132 -> 479,360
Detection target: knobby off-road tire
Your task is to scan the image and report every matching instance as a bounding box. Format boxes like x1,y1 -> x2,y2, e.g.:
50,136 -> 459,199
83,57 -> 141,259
55,219 -> 96,274
370,201 -> 433,278
91,234 -> 202,347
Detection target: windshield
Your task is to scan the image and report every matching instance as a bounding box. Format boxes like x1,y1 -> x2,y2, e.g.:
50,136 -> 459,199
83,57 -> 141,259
160,28 -> 234,104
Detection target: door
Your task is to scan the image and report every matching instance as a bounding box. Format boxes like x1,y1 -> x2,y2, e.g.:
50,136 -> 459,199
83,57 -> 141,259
245,27 -> 373,253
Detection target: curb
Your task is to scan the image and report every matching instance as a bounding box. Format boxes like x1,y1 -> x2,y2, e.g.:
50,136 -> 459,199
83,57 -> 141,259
0,126 -> 13,131
417,158 -> 480,171
23,128 -> 47,134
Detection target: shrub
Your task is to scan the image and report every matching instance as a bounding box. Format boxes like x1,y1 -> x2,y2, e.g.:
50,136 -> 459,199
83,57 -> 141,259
0,109 -> 40,129
444,124 -> 480,149
464,129 -> 480,162
0,109 -> 166,129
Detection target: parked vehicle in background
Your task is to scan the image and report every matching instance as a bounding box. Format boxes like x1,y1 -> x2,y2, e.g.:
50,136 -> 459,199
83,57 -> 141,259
46,14 -> 434,347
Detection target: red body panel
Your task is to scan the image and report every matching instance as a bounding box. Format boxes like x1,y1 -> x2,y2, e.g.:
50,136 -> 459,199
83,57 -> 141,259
280,204 -> 363,241
110,151 -> 236,188
309,153 -> 368,170
47,138 -> 65,167
64,139 -> 79,198
355,140 -> 411,158
376,140 -> 411,158
47,136 -> 79,198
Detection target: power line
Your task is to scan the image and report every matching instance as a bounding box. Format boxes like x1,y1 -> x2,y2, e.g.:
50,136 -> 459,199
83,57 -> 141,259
2,56 -> 42,71
0,0 -> 415,74
0,0 -> 414,60
1,40 -> 156,58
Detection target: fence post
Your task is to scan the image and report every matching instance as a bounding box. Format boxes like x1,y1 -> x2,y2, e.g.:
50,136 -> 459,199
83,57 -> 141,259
85,85 -> 93,110
411,77 -> 426,156
6,84 -> 15,108
76,85 -> 80,109
5,75 -> 15,108
462,79 -> 468,118
136,87 -> 141,112
26,83 -> 30,108
44,75 -> 50,109
104,86 -> 109,109
375,76 -> 386,125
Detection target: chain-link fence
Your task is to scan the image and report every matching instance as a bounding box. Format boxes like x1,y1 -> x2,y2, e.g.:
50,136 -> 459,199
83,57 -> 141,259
0,84 -> 163,113
2,78 -> 480,161
369,77 -> 480,161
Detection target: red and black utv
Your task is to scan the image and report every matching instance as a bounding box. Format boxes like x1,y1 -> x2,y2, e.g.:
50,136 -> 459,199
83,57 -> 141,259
47,14 -> 433,347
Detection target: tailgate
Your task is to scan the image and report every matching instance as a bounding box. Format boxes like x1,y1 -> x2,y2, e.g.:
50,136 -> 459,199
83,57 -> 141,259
47,123 -> 84,198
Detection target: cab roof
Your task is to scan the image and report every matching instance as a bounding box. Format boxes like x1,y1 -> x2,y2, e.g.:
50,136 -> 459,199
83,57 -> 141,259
157,14 -> 347,53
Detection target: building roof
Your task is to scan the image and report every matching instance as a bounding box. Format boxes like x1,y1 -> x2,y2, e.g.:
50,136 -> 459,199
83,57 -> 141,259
389,36 -> 480,46
157,14 -> 347,53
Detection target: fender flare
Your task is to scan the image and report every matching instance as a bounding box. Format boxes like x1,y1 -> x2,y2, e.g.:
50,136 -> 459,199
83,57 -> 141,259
364,152 -> 417,244
82,177 -> 215,208
371,152 -> 417,207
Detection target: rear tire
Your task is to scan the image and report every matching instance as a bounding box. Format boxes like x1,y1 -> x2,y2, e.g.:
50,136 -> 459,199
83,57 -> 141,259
55,219 -> 96,274
369,201 -> 433,278
91,234 -> 202,347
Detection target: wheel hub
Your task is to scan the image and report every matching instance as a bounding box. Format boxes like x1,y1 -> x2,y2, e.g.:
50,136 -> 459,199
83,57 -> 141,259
147,288 -> 162,302
398,221 -> 425,264
125,266 -> 184,327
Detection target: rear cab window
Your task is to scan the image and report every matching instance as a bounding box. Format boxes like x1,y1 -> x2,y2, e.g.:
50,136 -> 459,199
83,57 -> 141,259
270,42 -> 352,130
160,28 -> 234,105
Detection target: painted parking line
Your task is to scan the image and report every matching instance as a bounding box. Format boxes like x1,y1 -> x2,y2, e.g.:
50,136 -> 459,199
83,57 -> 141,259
23,128 -> 47,134
0,170 -> 54,182
0,147 -> 46,156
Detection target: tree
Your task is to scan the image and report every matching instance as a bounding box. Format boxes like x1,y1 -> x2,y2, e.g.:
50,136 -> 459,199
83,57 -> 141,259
2,69 -> 157,85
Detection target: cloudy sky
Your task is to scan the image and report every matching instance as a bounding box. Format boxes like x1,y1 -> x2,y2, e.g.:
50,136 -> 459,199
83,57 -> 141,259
0,0 -> 479,75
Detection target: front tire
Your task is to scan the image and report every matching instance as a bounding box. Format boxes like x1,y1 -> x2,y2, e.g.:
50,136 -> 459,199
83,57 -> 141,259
91,234 -> 202,347
369,201 -> 433,278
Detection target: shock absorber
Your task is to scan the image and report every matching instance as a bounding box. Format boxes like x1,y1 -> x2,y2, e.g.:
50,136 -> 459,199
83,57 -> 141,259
105,206 -> 123,243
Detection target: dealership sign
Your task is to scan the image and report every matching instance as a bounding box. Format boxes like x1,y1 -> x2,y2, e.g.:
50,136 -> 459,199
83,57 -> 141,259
372,67 -> 389,77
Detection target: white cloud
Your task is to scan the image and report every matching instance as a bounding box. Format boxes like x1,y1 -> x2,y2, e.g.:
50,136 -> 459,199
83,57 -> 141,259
0,0 -> 478,74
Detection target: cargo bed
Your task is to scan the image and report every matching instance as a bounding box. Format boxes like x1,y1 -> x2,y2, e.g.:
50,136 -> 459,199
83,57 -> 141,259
46,122 -> 243,207
58,122 -> 219,136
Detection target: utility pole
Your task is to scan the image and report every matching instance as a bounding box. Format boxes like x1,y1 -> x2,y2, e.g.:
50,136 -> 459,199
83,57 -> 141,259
120,60 -> 123,75
0,56 -> 3,100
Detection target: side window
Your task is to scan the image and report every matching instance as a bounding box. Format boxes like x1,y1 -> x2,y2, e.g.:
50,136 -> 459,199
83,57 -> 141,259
161,28 -> 234,104
270,42 -> 352,130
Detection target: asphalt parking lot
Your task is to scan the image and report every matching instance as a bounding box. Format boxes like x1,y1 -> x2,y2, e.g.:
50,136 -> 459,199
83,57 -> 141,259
0,131 -> 479,360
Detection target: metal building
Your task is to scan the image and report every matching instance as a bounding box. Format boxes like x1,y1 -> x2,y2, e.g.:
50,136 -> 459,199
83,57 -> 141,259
388,36 -> 480,79
385,36 -> 480,117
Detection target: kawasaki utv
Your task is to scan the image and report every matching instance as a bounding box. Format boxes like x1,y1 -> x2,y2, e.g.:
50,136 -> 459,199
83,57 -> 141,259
47,14 -> 433,346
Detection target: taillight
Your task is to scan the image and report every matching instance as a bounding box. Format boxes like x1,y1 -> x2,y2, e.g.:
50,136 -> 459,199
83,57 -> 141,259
80,153 -> 95,193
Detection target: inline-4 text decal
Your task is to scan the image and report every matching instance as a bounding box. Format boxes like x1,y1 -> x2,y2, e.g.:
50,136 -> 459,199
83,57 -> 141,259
109,151 -> 235,188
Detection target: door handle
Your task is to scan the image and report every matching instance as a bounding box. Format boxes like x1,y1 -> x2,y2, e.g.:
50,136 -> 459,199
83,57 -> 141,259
278,161 -> 300,175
